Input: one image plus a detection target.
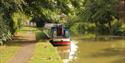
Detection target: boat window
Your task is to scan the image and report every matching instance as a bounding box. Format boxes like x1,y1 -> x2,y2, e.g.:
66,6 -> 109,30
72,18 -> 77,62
64,30 -> 70,38
57,25 -> 63,36
53,31 -> 57,38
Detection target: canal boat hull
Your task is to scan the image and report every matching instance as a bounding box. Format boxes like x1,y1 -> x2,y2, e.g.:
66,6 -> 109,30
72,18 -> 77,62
50,38 -> 71,46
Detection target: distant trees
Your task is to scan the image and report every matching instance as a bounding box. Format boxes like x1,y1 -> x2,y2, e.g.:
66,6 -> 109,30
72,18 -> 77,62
81,0 -> 123,35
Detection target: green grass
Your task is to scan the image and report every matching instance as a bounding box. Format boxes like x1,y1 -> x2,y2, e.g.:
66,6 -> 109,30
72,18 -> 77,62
0,27 -> 37,63
0,43 -> 20,63
28,41 -> 63,63
17,26 -> 39,32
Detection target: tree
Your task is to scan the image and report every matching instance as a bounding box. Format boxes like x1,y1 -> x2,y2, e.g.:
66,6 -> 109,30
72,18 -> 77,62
81,0 -> 119,35
0,0 -> 25,44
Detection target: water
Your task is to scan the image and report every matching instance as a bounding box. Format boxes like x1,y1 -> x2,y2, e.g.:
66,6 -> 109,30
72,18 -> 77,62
56,39 -> 125,63
56,41 -> 78,63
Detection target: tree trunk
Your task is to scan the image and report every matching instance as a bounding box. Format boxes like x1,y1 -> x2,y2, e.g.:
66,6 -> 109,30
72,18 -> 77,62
95,22 -> 99,39
108,21 -> 112,35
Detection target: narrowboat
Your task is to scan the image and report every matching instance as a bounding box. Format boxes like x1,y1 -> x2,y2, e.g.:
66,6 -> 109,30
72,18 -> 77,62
50,24 -> 71,45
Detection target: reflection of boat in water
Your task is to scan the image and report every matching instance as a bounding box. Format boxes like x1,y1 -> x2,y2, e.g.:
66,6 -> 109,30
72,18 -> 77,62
57,41 -> 78,63
50,24 -> 71,45
57,46 -> 71,59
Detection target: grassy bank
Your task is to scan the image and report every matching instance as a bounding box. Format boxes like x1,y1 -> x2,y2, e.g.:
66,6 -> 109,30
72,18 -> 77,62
28,40 -> 62,63
0,27 -> 37,63
0,43 -> 20,63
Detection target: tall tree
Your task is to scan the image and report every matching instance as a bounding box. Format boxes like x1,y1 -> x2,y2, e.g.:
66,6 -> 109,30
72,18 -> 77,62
0,0 -> 25,43
81,0 -> 119,34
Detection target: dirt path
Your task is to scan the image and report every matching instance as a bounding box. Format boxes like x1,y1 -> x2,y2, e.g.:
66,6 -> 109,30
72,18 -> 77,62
7,31 -> 36,63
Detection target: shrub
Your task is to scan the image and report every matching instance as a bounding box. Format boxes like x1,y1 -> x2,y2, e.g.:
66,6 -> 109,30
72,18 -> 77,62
111,21 -> 125,36
36,32 -> 46,40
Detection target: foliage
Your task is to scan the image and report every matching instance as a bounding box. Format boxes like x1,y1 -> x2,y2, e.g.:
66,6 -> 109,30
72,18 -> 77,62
22,0 -> 85,27
31,16 -> 45,27
69,22 -> 96,36
36,32 -> 47,40
81,0 -> 120,35
82,0 -> 119,23
111,20 -> 125,36
0,13 -> 12,42
0,0 -> 25,44
12,12 -> 28,29
36,28 -> 50,40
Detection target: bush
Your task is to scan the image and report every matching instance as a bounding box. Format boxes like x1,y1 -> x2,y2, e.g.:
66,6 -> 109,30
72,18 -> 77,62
111,21 -> 125,36
36,32 -> 46,40
86,23 -> 96,34
77,23 -> 86,34
69,22 -> 96,36
36,29 -> 49,40
69,23 -> 79,36
97,24 -> 110,35
0,13 -> 12,45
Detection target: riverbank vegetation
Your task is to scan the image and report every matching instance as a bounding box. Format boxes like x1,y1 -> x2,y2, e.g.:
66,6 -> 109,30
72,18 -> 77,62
28,41 -> 62,63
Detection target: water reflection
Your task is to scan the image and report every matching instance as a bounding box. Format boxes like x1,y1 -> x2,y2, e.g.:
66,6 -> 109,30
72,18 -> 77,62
56,39 -> 125,63
56,41 -> 78,63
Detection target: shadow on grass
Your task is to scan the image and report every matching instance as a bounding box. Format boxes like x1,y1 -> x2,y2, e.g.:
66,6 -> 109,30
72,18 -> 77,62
6,36 -> 37,46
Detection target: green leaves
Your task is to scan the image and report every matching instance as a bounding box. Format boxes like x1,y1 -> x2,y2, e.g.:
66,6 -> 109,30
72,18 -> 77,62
0,13 -> 12,42
82,0 -> 119,23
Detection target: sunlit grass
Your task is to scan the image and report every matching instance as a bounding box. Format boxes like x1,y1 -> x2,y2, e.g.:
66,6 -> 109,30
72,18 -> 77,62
0,27 -> 37,63
28,41 -> 63,63
17,27 -> 39,32
0,43 -> 20,63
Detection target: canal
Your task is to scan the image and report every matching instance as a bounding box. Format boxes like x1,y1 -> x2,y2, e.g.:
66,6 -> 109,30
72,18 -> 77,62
56,39 -> 125,63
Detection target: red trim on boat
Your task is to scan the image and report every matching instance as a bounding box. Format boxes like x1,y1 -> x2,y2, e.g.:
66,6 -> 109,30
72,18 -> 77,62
52,41 -> 71,45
